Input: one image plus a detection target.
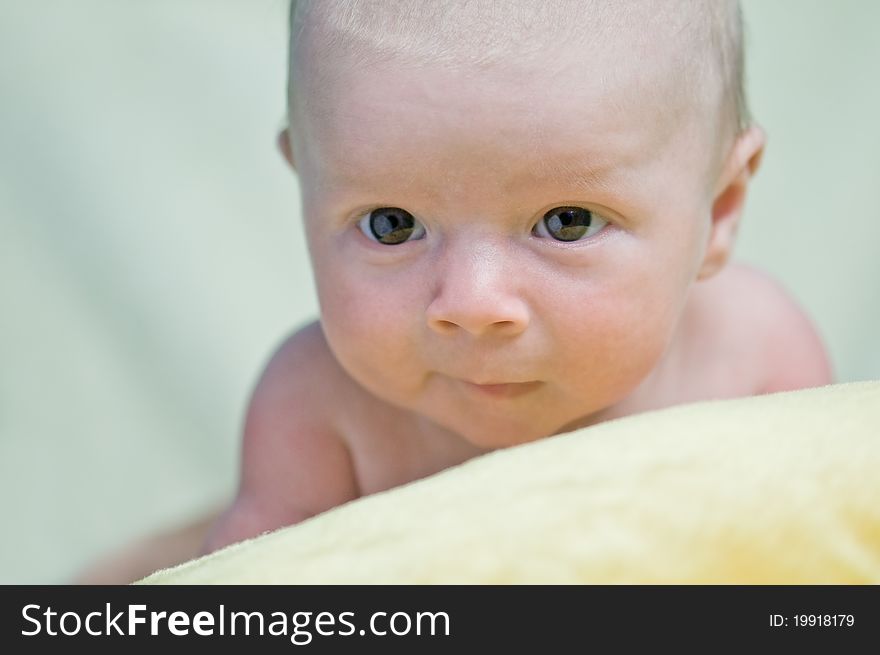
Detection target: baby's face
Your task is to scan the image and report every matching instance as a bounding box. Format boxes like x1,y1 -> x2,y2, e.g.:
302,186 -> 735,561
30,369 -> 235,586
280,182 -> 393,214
290,42 -> 721,447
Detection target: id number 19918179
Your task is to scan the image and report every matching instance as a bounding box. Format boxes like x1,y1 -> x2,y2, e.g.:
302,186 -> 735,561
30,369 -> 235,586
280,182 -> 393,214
770,614 -> 854,628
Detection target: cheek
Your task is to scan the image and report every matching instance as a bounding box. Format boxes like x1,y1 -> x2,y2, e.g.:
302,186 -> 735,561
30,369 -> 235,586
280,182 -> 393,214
313,256 -> 426,396
547,267 -> 685,400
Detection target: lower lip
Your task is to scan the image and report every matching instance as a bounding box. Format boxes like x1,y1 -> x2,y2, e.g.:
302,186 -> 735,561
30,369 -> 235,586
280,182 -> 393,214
462,381 -> 542,398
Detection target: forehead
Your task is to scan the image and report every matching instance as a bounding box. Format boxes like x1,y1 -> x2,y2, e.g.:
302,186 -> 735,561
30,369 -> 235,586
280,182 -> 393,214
290,0 -> 715,116
289,1 -> 721,200
294,53 -> 709,198
307,63 -> 642,179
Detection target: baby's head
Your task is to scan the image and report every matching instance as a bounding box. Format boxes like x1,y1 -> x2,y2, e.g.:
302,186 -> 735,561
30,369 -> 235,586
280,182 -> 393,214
279,0 -> 765,447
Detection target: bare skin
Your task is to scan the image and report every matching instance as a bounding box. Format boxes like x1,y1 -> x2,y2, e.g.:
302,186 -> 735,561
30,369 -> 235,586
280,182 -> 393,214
209,258 -> 831,550
74,1 -> 833,584
73,259 -> 831,584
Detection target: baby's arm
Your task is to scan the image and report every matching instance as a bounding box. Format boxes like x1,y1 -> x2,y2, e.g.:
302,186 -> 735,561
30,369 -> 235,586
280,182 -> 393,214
72,509 -> 222,584
73,322 -> 356,584
203,321 -> 361,554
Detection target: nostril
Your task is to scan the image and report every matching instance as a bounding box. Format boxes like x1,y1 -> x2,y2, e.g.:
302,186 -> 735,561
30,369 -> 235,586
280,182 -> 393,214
428,316 -> 524,337
426,293 -> 530,337
430,319 -> 459,334
491,320 -> 523,336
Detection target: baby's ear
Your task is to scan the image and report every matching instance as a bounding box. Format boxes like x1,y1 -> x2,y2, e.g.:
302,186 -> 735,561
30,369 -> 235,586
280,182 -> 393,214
277,127 -> 296,171
697,125 -> 766,280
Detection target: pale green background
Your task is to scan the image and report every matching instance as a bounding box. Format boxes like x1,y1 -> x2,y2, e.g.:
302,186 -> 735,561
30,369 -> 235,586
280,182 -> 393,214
1,1 -> 878,583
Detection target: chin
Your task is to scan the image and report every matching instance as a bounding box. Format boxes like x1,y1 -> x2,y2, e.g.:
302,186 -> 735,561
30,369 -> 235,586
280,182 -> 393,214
447,416 -> 556,450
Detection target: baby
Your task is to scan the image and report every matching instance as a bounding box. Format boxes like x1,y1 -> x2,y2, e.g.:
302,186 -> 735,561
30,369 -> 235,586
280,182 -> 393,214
200,0 -> 832,552
78,0 -> 833,582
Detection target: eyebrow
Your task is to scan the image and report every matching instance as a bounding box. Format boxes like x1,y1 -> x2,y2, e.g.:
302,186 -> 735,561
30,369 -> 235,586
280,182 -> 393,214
321,145 -> 624,200
512,156 -> 618,196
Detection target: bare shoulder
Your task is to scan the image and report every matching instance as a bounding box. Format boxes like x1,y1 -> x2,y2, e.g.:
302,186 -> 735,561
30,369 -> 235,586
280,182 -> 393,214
247,319 -> 355,425
205,320 -> 360,552
690,262 -> 834,394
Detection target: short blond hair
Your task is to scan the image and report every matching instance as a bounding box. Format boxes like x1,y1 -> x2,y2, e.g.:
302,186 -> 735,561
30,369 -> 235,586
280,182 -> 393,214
287,0 -> 749,138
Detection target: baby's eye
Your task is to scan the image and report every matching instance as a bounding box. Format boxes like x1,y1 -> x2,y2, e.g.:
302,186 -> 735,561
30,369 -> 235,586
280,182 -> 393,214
533,206 -> 607,242
357,207 -> 426,245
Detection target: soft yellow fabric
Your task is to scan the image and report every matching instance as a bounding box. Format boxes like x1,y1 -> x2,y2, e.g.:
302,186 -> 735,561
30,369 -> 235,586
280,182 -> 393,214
140,381 -> 880,584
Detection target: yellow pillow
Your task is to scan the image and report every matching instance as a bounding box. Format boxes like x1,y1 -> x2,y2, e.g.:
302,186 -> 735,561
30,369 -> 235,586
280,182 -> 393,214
140,381 -> 880,584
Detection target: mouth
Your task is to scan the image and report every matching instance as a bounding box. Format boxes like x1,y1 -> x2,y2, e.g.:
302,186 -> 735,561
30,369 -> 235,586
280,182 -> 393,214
460,380 -> 543,399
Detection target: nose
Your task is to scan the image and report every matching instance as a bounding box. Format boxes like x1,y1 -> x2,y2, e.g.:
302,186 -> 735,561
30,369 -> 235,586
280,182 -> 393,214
426,238 -> 530,338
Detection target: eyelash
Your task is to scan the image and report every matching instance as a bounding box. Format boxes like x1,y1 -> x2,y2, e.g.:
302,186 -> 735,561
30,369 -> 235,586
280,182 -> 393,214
355,205 -> 611,245
532,207 -> 609,242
